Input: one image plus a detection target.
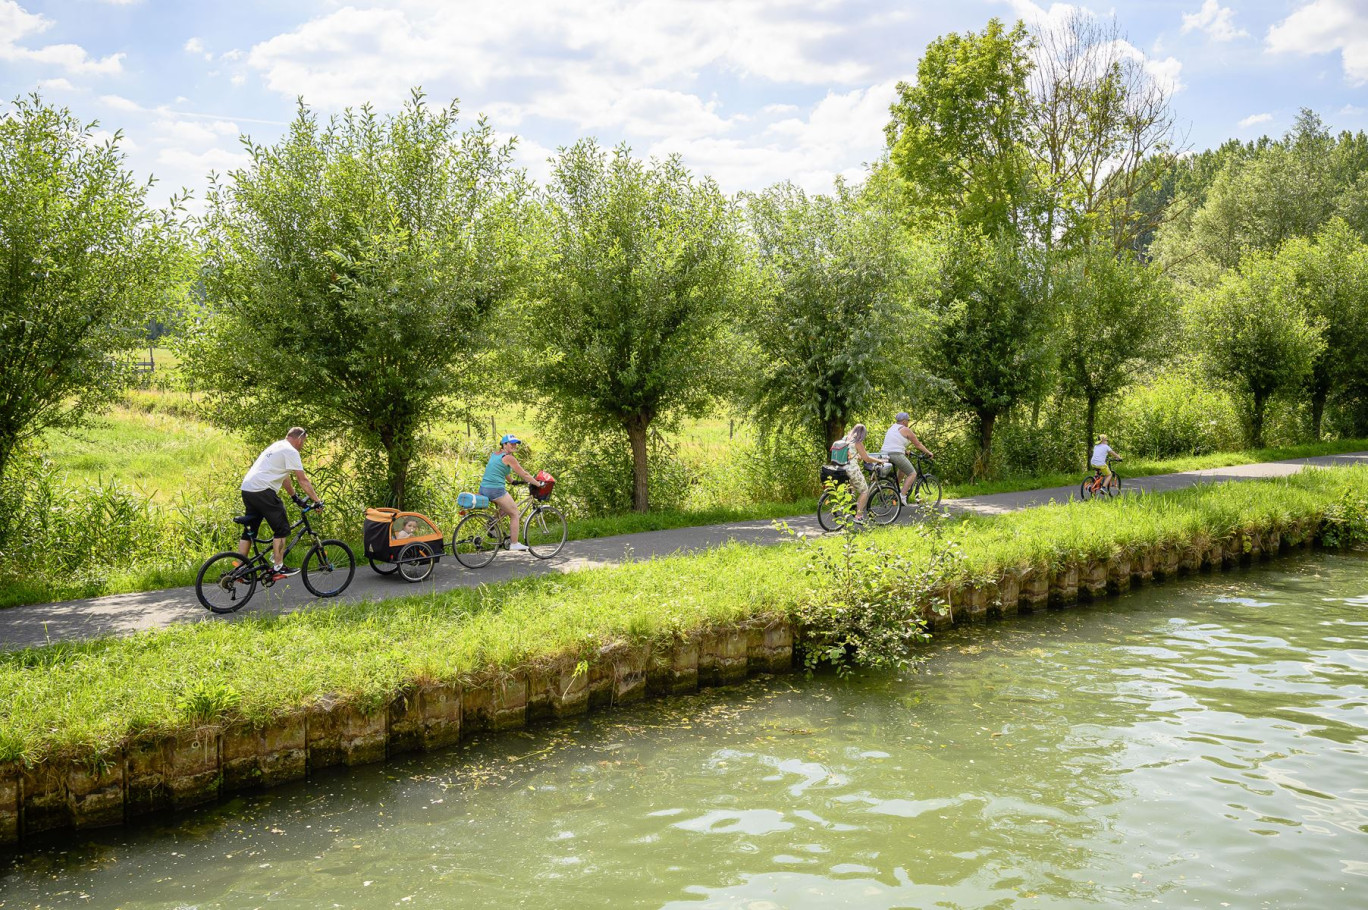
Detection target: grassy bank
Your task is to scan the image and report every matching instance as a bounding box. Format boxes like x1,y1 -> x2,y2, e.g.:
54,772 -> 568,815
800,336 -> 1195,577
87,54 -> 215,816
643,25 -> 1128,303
2,467 -> 1365,766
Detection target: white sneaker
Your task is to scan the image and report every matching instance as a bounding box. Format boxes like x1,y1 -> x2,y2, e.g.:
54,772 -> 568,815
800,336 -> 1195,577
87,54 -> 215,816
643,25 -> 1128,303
508,542 -> 530,552
899,494 -> 910,506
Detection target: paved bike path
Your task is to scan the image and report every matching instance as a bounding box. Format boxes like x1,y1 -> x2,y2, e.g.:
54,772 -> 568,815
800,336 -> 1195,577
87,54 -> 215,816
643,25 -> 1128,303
3,453 -> 1365,651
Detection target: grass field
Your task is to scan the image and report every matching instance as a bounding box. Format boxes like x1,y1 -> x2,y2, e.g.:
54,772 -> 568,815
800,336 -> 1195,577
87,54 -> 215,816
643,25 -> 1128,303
3,466 -> 1363,766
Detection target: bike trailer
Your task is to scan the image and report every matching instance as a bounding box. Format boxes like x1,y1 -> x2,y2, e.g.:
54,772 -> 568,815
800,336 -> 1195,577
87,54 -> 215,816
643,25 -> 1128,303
363,508 -> 446,562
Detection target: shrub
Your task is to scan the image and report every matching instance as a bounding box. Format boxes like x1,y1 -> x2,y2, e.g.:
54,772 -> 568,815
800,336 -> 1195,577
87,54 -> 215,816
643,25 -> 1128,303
1107,368 -> 1242,458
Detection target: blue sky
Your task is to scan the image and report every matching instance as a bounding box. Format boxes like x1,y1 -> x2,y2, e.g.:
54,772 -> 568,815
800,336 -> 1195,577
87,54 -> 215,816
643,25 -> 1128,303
3,0 -> 1367,209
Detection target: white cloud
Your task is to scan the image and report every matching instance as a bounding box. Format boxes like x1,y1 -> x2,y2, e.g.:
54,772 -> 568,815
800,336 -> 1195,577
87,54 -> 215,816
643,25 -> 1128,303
99,93 -> 143,112
1268,0 -> 1368,83
999,1 -> 1184,93
1181,1 -> 1248,42
0,0 -> 124,75
1238,112 -> 1273,128
183,37 -> 213,61
36,77 -> 74,91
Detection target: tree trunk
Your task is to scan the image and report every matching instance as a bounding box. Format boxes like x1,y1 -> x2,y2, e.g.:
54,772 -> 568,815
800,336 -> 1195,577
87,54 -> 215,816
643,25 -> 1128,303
974,410 -> 996,480
824,414 -> 845,450
1250,392 -> 1267,450
625,417 -> 650,513
1311,388 -> 1326,442
1084,395 -> 1098,464
380,427 -> 411,509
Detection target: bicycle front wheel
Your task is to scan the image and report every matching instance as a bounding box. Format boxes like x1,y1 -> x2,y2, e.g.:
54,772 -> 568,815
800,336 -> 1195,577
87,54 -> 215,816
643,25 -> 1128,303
302,539 -> 355,597
1106,473 -> 1122,498
867,483 -> 901,525
196,551 -> 257,614
452,512 -> 502,568
525,506 -> 567,558
912,474 -> 943,511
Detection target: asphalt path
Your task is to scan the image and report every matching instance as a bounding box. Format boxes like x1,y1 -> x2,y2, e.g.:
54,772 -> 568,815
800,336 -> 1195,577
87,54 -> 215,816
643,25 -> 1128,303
3,452 -> 1365,651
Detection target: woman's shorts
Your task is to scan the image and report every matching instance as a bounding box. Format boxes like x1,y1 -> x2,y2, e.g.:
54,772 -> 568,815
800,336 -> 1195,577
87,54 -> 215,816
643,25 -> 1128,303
479,486 -> 509,503
885,452 -> 916,478
844,463 -> 868,497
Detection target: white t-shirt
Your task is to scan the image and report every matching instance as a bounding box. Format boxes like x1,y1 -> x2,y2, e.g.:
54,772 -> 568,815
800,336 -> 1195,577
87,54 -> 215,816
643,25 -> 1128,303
1090,443 -> 1114,467
241,439 -> 304,493
881,423 -> 908,454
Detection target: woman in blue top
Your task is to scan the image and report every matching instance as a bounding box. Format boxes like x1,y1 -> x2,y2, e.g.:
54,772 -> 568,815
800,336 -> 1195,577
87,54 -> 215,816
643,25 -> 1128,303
479,434 -> 543,552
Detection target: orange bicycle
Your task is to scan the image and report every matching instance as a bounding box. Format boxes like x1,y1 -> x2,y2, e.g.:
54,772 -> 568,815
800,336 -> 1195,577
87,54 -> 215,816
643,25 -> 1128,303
1079,457 -> 1122,501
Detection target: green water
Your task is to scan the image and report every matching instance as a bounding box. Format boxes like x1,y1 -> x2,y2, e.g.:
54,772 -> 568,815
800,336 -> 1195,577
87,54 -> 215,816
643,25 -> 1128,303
4,554 -> 1367,909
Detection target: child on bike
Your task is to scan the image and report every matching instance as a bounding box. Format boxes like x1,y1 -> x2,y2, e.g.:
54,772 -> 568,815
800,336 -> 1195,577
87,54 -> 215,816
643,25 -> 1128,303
1090,434 -> 1122,476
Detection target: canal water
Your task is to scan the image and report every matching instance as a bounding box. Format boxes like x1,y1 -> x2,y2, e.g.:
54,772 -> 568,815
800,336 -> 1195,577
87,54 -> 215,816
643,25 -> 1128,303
3,553 -> 1367,909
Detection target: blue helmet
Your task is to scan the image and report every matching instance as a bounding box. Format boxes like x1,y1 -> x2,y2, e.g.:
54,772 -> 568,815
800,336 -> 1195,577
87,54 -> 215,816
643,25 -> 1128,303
500,434 -> 522,446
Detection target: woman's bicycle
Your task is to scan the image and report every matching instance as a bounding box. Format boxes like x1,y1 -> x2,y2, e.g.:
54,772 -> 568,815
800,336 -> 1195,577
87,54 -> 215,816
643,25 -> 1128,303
195,499 -> 355,614
451,479 -> 567,568
1079,457 -> 1123,501
817,461 -> 901,532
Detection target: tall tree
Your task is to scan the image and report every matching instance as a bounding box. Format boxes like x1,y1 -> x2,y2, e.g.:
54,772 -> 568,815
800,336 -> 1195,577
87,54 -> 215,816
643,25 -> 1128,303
1055,247 -> 1173,454
885,18 -> 1037,236
523,141 -> 741,513
1189,251 -> 1325,448
741,176 -> 926,448
1279,219 -> 1368,438
924,229 -> 1054,475
0,95 -> 186,486
182,93 -> 526,507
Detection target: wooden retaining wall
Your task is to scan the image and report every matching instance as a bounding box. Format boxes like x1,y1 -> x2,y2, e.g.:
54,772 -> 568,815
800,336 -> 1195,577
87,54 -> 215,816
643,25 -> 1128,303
0,517 -> 1330,848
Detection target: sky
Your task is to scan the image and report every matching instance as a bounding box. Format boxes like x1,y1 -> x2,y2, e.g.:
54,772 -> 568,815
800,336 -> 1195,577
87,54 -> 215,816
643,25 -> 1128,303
3,0 -> 1368,209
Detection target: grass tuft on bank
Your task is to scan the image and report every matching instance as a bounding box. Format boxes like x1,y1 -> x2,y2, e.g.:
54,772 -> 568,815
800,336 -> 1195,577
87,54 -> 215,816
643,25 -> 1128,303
2,466 -> 1367,766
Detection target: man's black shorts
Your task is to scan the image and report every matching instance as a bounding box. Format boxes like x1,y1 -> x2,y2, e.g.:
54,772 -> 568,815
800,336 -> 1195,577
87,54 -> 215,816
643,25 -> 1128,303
240,489 -> 290,540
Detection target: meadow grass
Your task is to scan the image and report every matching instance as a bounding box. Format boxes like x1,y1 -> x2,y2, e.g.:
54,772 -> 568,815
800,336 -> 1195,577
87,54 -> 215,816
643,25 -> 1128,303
2,466 -> 1363,766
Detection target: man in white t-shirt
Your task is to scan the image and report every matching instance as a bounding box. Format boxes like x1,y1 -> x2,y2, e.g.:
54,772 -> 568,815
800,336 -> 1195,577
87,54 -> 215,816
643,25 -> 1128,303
880,412 -> 935,505
237,427 -> 323,579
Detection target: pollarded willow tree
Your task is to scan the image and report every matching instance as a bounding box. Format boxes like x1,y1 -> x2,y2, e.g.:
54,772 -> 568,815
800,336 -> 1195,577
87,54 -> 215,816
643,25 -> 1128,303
181,92 -> 527,507
741,175 -> 927,449
523,140 -> 743,513
1189,251 -> 1325,448
1055,246 -> 1174,455
0,95 -> 188,488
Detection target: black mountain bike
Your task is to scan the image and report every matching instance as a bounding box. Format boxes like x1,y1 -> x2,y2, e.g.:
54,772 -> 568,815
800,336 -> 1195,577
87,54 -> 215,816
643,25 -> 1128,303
195,499 -> 355,613
906,453 -> 943,512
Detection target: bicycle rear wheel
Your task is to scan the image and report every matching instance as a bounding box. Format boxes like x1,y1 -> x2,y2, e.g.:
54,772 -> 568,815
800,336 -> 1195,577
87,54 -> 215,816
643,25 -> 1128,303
196,551 -> 257,614
452,512 -> 501,568
302,539 -> 355,597
525,506 -> 567,558
1079,476 -> 1095,501
817,490 -> 851,532
867,482 -> 901,525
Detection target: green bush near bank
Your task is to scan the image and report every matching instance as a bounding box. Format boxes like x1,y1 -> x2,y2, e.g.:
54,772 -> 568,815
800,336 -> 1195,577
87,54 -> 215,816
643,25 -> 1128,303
2,467 -> 1367,766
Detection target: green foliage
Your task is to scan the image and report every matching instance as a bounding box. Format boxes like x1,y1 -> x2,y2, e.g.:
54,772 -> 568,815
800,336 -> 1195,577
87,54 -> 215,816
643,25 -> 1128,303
1108,368 -> 1242,458
741,178 -> 927,447
783,507 -> 957,677
1319,490 -> 1368,549
1189,248 -> 1326,447
924,229 -> 1055,474
521,140 -> 743,512
180,92 -> 527,508
1055,247 -> 1174,449
0,95 -> 189,489
886,18 -> 1036,235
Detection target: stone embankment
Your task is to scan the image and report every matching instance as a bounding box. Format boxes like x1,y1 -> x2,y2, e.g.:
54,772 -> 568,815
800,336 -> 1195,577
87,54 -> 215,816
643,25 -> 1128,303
0,515 -> 1330,848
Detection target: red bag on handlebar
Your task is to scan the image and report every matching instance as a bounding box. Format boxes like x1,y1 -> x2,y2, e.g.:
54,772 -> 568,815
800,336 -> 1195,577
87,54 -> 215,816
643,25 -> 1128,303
531,469 -> 555,501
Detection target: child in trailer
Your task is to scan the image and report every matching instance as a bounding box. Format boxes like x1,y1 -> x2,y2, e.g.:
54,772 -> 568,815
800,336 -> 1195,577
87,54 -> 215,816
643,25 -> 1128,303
393,518 -> 420,540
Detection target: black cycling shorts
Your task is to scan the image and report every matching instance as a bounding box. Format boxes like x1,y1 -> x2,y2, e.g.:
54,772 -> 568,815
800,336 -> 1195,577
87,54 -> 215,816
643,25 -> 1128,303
240,489 -> 290,540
